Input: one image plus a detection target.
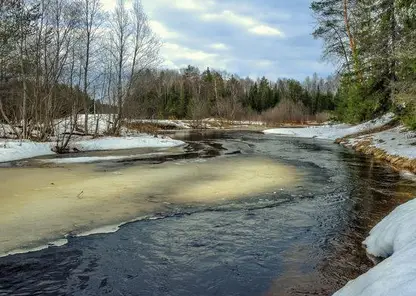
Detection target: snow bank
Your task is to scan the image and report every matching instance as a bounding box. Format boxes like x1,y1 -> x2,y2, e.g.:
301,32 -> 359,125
334,198 -> 416,296
134,118 -> 269,129
134,119 -> 192,129
360,126 -> 415,159
70,136 -> 183,151
0,135 -> 184,163
54,114 -> 114,135
203,118 -> 266,126
263,113 -> 395,140
0,140 -> 54,162
364,199 -> 416,258
1,115 -> 183,163
0,124 -> 16,138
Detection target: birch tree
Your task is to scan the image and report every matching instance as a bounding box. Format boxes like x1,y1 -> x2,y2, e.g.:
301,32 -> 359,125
80,0 -> 101,134
107,0 -> 160,133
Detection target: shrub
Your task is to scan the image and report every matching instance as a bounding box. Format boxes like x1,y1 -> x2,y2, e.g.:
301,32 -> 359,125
260,99 -> 309,124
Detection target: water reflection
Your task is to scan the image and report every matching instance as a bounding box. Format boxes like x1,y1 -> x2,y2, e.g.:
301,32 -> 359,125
266,148 -> 416,295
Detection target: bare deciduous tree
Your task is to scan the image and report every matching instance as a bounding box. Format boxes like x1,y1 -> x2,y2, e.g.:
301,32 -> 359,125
107,0 -> 161,133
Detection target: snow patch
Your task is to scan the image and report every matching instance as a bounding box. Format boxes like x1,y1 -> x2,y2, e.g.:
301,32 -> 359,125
364,199 -> 416,258
70,136 -> 184,151
334,198 -> 416,296
133,119 -> 192,129
364,126 -> 416,159
0,140 -> 54,163
263,113 -> 395,140
54,114 -> 114,136
400,171 -> 416,181
0,135 -> 184,163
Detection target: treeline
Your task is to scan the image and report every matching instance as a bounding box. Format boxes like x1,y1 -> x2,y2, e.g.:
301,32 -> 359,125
126,66 -> 338,122
0,0 -> 340,145
312,0 -> 416,128
0,0 -> 160,141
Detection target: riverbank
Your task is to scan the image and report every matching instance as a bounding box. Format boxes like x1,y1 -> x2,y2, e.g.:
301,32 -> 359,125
264,113 -> 416,174
334,198 -> 416,296
0,115 -> 186,163
334,126 -> 416,295
264,114 -> 416,296
336,125 -> 416,173
0,135 -> 184,163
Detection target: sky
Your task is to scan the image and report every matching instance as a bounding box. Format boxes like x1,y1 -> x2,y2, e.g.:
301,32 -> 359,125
102,0 -> 334,81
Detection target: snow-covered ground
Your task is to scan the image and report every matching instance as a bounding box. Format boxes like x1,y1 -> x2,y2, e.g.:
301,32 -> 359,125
0,114 -> 270,163
264,112 -> 416,163
334,198 -> 416,296
70,136 -> 183,151
54,114 -> 114,135
263,113 -> 395,140
0,141 -> 55,162
344,126 -> 416,159
132,119 -> 192,129
0,135 -> 184,163
132,118 -> 268,129
0,114 -> 187,163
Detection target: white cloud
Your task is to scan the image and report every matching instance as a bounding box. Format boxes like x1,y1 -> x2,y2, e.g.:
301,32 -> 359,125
202,10 -> 255,27
149,21 -> 178,39
102,0 -> 283,38
160,42 -> 230,70
249,25 -> 284,37
201,10 -> 284,37
210,43 -> 229,50
171,0 -> 214,11
101,0 -> 329,79
163,42 -> 217,61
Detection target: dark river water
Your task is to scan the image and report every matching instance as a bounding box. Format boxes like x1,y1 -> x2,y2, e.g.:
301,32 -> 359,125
1,131 -> 415,296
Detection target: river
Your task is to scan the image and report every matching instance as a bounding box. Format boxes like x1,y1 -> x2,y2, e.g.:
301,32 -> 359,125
0,130 -> 415,296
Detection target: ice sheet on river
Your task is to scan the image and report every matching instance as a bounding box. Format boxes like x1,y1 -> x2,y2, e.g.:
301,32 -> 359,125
334,198 -> 416,296
0,156 -> 299,256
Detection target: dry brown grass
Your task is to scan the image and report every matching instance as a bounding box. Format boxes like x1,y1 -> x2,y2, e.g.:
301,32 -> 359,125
123,122 -> 161,135
314,112 -> 331,124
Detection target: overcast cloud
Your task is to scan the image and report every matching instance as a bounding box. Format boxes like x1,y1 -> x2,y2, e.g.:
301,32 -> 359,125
102,0 -> 334,80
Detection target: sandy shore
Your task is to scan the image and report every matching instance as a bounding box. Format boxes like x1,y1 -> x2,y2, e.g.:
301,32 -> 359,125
0,156 -> 301,256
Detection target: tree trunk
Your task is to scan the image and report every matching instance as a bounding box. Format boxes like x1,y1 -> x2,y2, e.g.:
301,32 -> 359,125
343,0 -> 361,80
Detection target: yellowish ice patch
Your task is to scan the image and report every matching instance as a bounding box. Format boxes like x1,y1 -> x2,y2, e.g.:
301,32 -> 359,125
0,156 -> 301,255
